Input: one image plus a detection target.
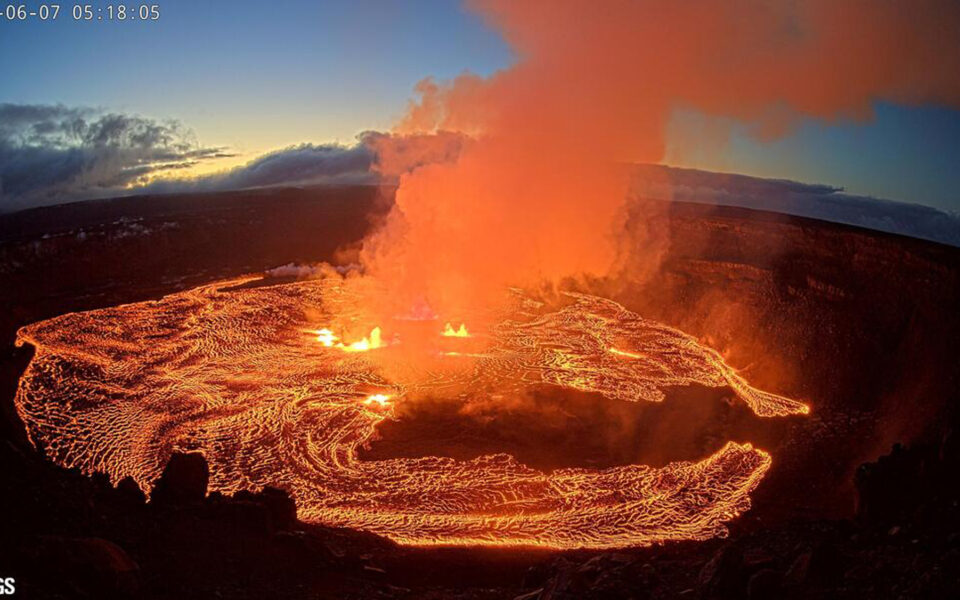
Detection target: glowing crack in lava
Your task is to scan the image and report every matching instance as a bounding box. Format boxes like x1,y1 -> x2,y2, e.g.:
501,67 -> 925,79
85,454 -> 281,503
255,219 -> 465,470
14,277 -> 808,549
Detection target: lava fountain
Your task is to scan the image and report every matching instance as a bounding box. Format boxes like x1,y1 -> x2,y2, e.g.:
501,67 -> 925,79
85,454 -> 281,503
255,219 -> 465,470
14,274 -> 807,549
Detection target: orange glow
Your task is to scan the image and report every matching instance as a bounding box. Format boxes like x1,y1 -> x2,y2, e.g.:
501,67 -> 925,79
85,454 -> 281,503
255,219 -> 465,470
311,328 -> 338,347
363,394 -> 392,407
354,0 -> 960,332
342,326 -> 384,352
608,347 -> 644,359
443,351 -> 489,358
13,276 -> 808,549
307,326 -> 385,352
442,322 -> 469,337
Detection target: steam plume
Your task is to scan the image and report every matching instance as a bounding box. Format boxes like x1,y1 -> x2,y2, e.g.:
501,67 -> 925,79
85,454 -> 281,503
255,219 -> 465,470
358,0 -> 960,319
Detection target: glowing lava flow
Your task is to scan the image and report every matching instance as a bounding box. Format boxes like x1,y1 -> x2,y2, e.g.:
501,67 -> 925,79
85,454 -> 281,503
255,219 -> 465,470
14,277 -> 807,549
307,326 -> 384,352
443,323 -> 470,337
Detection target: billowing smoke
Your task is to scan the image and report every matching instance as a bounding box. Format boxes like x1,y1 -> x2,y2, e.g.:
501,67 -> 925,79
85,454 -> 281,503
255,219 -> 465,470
0,103 -> 231,210
355,0 -> 960,322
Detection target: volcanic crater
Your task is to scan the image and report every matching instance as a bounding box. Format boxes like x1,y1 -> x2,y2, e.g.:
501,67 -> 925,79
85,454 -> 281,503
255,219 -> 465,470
2,187 -> 958,597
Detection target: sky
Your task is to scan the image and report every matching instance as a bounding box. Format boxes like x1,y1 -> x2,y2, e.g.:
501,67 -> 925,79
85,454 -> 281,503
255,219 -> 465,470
0,1 -> 512,165
1,0 -> 959,213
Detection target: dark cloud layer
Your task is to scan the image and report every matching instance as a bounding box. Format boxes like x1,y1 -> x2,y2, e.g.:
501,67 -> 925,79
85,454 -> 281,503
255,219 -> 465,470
0,106 -> 466,207
141,142 -> 376,195
142,130 -> 465,194
0,103 -> 231,210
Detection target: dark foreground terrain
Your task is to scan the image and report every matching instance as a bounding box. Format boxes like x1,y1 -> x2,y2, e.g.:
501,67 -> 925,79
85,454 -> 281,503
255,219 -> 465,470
1,185 -> 959,598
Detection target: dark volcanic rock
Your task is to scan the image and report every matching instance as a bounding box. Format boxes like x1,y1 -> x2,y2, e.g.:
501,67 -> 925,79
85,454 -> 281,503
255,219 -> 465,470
115,475 -> 146,506
233,486 -> 298,531
783,551 -> 813,588
209,495 -> 275,535
514,589 -> 544,600
533,554 -> 653,600
855,437 -> 960,530
746,568 -> 782,600
150,452 -> 209,505
26,536 -> 140,598
698,545 -> 745,599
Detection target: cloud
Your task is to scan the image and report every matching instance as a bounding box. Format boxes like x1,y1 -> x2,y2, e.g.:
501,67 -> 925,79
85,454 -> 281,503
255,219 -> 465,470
631,164 -> 960,247
0,106 -> 470,211
0,103 -> 231,210
141,142 -> 376,195
138,130 -> 466,195
1,104 -> 954,248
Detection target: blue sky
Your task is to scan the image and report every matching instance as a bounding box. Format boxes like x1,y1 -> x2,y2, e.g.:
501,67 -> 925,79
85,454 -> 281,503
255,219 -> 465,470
2,0 -> 959,212
668,103 -> 960,213
1,1 -> 513,151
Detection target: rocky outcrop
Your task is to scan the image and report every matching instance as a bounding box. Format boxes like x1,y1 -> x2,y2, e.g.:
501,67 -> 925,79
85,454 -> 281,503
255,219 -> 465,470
1,446 -> 396,599
855,433 -> 960,529
23,536 -> 140,598
149,452 -> 209,505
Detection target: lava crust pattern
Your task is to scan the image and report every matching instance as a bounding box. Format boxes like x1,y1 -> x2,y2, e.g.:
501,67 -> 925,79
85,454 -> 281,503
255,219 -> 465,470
15,277 -> 807,548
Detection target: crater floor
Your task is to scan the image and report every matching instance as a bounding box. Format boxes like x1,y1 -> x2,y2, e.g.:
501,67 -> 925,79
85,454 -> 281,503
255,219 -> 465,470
14,275 -> 806,549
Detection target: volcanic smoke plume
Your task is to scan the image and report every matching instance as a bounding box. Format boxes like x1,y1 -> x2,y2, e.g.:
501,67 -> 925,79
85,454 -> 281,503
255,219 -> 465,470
359,0 -> 960,322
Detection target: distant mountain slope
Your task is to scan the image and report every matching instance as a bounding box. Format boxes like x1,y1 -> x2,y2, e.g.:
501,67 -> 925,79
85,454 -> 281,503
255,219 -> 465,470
2,163 -> 957,247
631,165 -> 960,247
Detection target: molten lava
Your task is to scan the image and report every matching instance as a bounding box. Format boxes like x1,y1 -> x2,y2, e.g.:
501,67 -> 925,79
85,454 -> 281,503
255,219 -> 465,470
312,327 -> 338,347
342,326 -> 384,352
306,326 -> 385,352
443,323 -> 470,337
14,276 -> 807,549
364,394 -> 393,408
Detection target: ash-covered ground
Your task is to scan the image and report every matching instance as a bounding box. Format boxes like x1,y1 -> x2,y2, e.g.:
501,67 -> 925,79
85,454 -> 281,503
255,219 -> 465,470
1,185 -> 959,599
